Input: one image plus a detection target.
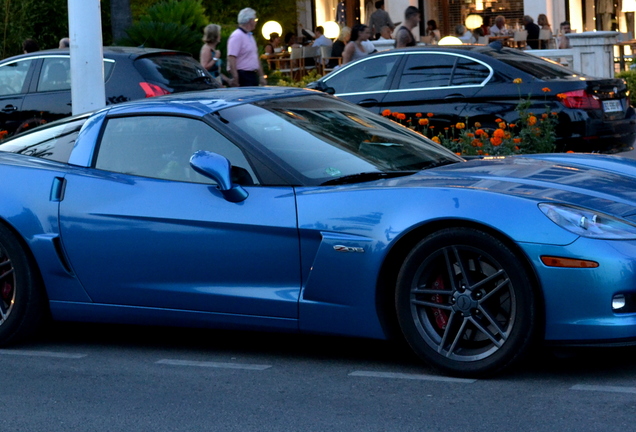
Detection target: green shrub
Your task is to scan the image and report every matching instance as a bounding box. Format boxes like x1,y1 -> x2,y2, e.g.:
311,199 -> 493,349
617,70 -> 636,100
118,0 -> 208,57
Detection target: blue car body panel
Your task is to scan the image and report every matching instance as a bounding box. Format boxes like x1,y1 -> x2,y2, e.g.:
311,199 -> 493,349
2,88 -> 636,347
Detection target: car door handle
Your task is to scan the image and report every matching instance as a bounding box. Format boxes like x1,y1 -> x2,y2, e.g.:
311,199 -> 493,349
358,99 -> 379,107
1,105 -> 17,113
444,94 -> 466,100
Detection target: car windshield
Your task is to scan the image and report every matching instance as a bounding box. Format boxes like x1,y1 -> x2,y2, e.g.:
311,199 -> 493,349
218,95 -> 462,185
471,46 -> 575,79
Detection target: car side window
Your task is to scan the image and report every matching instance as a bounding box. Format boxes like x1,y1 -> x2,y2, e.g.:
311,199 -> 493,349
452,58 -> 490,86
325,55 -> 399,94
397,54 -> 456,89
38,58 -> 71,92
0,59 -> 33,96
95,115 -> 258,185
0,117 -> 86,163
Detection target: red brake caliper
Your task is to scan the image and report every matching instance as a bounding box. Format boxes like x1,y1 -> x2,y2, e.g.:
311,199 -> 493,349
431,275 -> 449,330
1,282 -> 12,301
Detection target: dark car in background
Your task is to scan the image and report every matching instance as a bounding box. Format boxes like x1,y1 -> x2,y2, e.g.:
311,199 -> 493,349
0,47 -> 219,138
308,46 -> 636,153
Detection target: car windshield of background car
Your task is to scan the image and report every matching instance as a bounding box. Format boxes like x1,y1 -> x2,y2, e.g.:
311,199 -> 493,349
218,95 -> 461,185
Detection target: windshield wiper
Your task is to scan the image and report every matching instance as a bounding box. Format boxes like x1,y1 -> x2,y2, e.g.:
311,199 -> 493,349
320,171 -> 417,186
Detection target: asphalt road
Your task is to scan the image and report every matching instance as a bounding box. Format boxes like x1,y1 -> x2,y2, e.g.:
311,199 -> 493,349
1,322 -> 636,431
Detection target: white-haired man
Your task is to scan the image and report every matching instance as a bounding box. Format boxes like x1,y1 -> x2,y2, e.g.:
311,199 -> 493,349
227,8 -> 266,87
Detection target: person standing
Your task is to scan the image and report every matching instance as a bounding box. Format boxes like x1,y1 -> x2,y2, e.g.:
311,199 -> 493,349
22,38 -> 39,53
200,24 -> 229,86
227,8 -> 266,87
558,21 -> 571,49
369,1 -> 395,40
342,24 -> 371,64
395,6 -> 420,48
537,14 -> 552,49
523,15 -> 541,49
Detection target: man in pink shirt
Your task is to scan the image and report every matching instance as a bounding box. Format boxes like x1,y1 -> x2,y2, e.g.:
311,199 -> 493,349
227,8 -> 266,87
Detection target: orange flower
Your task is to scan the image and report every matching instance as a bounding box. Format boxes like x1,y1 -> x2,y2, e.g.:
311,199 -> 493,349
455,152 -> 462,156
474,122 -> 481,128
566,150 -> 575,153
392,112 -> 399,118
498,122 -> 506,129
477,142 -> 483,147
429,126 -> 435,129
513,138 -> 522,144
0,130 -> 7,138
513,78 -> 522,84
427,112 -> 434,117
509,123 -> 516,128
514,146 -> 520,151
490,137 -> 502,146
432,136 -> 440,143
551,112 -> 558,116
397,113 -> 406,120
477,150 -> 484,155
542,113 -> 548,119
455,122 -> 465,129
557,93 -> 567,100
415,112 -> 423,118
475,129 -> 485,135
527,116 -> 537,126
419,118 -> 429,126
382,109 -> 391,116
495,118 -> 503,123
466,132 -> 475,138
493,128 -> 505,138
444,127 -> 449,131
542,87 -> 551,93
471,139 -> 481,147
504,132 -> 512,139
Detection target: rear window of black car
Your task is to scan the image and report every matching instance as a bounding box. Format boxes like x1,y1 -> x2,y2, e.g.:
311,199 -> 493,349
0,117 -> 86,163
134,54 -> 215,89
475,48 -> 575,79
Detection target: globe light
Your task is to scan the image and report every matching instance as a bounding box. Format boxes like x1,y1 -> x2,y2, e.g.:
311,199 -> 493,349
438,36 -> 463,45
465,14 -> 484,30
322,21 -> 340,39
261,21 -> 283,39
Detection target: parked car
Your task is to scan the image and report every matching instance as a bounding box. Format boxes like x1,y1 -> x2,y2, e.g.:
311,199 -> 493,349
3,87 -> 636,377
0,46 -> 220,138
308,45 -> 636,153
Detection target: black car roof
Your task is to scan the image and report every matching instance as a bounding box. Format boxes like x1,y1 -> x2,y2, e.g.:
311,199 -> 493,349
0,46 -> 192,64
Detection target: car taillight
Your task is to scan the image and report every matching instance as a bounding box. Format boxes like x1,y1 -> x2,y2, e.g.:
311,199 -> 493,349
139,82 -> 171,98
559,89 -> 602,110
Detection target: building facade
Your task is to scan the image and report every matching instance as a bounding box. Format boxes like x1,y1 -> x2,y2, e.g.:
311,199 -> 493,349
298,1 -> 632,42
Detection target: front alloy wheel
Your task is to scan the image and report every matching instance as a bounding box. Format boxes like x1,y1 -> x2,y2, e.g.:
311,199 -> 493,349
396,228 -> 536,377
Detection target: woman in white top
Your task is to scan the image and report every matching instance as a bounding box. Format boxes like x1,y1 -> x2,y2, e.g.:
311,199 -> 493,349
343,24 -> 372,64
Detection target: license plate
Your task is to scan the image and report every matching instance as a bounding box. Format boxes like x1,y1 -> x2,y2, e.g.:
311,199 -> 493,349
603,100 -> 622,112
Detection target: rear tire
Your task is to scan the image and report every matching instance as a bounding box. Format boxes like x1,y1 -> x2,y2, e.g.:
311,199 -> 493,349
396,228 -> 536,377
0,225 -> 45,345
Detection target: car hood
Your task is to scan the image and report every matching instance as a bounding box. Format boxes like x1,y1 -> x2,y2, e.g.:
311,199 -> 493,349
390,153 -> 636,220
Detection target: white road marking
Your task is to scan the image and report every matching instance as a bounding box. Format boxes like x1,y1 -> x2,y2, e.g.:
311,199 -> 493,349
0,349 -> 87,359
571,384 -> 636,394
349,370 -> 477,383
156,359 -> 272,370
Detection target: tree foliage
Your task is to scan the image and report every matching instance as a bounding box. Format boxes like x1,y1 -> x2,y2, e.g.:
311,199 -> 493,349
119,0 -> 208,57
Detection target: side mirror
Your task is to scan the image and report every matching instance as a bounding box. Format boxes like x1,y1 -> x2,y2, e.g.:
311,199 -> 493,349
189,150 -> 249,203
307,80 -> 336,95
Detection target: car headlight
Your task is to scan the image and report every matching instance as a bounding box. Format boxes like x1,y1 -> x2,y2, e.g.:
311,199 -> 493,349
538,203 -> 636,240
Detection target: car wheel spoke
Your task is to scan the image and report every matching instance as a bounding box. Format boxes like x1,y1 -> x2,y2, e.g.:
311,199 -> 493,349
412,299 -> 453,310
468,316 -> 504,347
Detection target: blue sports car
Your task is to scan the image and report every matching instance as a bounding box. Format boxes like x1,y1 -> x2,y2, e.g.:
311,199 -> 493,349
2,87 -> 636,377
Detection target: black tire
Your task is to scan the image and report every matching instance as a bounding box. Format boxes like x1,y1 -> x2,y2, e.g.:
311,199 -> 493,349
0,224 -> 45,345
396,228 -> 536,377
